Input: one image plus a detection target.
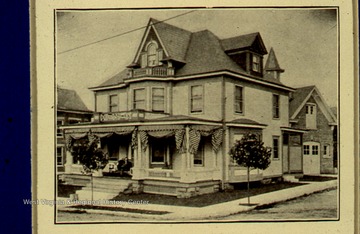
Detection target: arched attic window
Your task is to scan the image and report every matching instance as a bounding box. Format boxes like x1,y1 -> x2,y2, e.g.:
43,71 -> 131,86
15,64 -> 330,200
141,41 -> 163,68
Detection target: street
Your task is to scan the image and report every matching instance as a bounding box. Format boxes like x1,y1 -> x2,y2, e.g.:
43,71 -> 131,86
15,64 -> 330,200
216,188 -> 337,221
57,188 -> 337,222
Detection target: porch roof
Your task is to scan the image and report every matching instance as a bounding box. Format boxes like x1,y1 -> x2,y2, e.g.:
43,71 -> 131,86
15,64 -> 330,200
281,126 -> 308,133
226,118 -> 267,128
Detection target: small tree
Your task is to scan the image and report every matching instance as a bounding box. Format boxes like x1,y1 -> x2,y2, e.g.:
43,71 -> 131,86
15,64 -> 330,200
68,134 -> 108,200
229,133 -> 272,205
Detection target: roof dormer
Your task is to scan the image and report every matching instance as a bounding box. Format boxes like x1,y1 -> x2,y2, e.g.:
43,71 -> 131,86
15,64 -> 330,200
221,32 -> 268,77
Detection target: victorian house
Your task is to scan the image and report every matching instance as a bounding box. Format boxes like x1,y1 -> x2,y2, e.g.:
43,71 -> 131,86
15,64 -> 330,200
57,87 -> 93,173
289,85 -> 338,174
60,18 -> 306,198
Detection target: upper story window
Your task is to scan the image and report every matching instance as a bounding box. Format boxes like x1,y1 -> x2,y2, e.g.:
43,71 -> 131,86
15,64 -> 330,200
109,94 -> 118,112
305,103 -> 317,129
152,87 -> 165,112
141,41 -> 163,68
133,88 -> 146,110
190,85 -> 203,113
147,43 -> 158,67
234,85 -> 244,114
272,94 -> 280,119
252,54 -> 261,72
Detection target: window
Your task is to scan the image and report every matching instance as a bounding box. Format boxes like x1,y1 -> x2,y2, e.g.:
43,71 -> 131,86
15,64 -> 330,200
273,94 -> 280,118
133,88 -> 146,110
305,103 -> 317,129
273,137 -> 279,159
57,120 -> 64,137
234,86 -> 244,114
152,87 -> 165,112
151,140 -> 166,164
312,145 -> 319,155
194,140 -> 204,166
303,145 -> 310,155
323,144 -> 331,158
57,146 -> 64,166
252,54 -> 261,72
147,43 -> 158,67
109,95 -> 118,112
190,85 -> 203,113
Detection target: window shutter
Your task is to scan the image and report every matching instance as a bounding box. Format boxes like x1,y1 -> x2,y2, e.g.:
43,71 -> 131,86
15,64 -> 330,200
141,53 -> 147,68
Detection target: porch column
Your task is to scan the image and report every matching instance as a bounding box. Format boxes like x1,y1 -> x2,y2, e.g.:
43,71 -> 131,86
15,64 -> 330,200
132,131 -> 144,179
64,149 -> 73,173
224,127 -> 230,181
180,126 -> 192,183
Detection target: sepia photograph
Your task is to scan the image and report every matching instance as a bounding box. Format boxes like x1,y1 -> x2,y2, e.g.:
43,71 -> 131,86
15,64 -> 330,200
53,8 -> 340,223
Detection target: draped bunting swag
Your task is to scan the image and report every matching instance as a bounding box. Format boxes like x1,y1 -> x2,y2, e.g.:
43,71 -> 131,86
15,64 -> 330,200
189,129 -> 201,154
131,128 -> 138,149
175,129 -> 186,153
211,128 -> 224,153
188,127 -> 224,154
139,131 -> 148,152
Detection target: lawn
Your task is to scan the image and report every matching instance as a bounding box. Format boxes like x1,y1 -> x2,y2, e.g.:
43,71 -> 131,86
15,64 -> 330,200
111,181 -> 304,207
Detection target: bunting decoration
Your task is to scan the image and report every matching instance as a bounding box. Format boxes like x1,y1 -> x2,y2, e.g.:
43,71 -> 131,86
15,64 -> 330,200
65,135 -> 73,151
211,128 -> 224,153
188,129 -> 201,154
131,128 -> 138,149
139,130 -> 148,152
175,128 -> 186,153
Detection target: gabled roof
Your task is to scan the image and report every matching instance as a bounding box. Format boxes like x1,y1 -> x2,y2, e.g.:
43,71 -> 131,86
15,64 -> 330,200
91,18 -> 292,91
57,87 -> 92,113
220,32 -> 267,54
289,85 -> 337,124
151,18 -> 192,63
289,85 -> 316,117
265,48 -> 284,72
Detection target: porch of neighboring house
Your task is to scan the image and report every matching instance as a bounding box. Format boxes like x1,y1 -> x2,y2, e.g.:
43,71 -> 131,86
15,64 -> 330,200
60,119 -> 225,198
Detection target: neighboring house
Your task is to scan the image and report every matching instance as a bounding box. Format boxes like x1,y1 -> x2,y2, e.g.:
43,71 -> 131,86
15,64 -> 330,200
289,86 -> 338,174
61,18 -> 307,198
57,87 -> 93,173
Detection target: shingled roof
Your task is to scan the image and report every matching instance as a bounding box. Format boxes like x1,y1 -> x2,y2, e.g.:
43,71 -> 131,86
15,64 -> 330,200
57,87 -> 91,112
92,18 -> 291,90
289,86 -> 315,118
151,18 -> 192,63
265,48 -> 284,72
220,32 -> 267,54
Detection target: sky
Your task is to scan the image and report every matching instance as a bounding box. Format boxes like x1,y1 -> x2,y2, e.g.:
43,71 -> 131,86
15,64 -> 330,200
56,8 -> 338,110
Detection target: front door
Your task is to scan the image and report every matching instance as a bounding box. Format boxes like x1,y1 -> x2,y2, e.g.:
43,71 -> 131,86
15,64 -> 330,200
303,142 -> 320,175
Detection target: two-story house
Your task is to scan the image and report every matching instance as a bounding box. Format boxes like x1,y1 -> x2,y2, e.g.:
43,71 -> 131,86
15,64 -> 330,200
57,87 -> 93,173
61,18 -> 305,198
289,85 -> 338,174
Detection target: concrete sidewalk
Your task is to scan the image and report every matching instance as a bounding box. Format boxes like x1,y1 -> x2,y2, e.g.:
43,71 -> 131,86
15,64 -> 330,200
57,179 -> 337,221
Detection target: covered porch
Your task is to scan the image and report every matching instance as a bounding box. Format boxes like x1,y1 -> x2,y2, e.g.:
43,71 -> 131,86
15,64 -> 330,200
60,116 -> 225,197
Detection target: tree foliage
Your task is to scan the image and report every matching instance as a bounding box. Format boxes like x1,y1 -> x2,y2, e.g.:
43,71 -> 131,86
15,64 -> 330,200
68,134 -> 108,174
229,133 -> 272,170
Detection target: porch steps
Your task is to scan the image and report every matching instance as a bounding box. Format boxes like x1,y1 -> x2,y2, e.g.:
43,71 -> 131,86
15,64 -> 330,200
75,177 -> 132,200
282,174 -> 302,183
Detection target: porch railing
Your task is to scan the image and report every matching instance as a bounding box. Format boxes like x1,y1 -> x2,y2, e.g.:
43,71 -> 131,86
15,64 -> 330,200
130,67 -> 175,78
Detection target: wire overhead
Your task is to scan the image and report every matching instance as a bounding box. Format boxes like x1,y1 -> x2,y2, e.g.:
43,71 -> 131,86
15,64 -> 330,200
58,10 -> 197,55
